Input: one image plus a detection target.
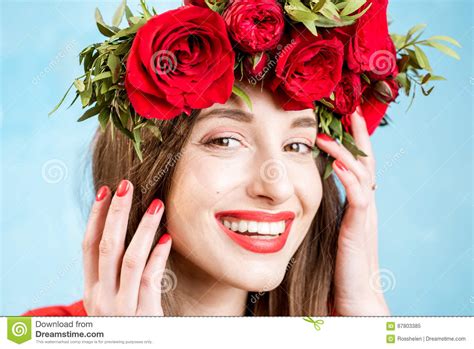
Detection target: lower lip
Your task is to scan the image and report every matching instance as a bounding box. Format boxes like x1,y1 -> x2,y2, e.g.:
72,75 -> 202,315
216,218 -> 294,254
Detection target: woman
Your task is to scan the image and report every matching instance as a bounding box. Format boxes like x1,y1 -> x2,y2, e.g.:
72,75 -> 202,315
22,0 -> 452,317
22,81 -> 389,316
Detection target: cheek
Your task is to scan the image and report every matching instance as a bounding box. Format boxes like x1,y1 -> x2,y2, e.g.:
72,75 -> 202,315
288,163 -> 322,237
291,162 -> 322,208
165,151 -> 246,247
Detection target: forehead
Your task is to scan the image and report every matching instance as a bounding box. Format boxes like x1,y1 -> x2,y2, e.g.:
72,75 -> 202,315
203,81 -> 316,122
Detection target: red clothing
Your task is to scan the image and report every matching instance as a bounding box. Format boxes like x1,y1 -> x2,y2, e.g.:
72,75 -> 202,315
22,300 -> 87,316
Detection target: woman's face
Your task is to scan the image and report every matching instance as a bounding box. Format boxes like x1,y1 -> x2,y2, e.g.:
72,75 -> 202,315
166,83 -> 323,291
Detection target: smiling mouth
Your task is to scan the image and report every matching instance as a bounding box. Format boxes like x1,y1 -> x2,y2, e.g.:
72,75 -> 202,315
214,210 -> 296,253
217,217 -> 287,239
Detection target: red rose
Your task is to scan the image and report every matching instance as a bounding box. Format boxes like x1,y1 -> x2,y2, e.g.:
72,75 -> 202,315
223,0 -> 285,54
327,0 -> 397,80
342,78 -> 400,135
243,52 -> 269,78
333,70 -> 362,115
269,28 -> 344,110
125,6 -> 235,120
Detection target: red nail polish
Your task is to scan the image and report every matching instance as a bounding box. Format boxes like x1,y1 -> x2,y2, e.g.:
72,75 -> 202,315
96,186 -> 108,201
158,233 -> 171,245
147,199 -> 163,215
116,180 -> 130,197
317,133 -> 334,142
334,160 -> 348,171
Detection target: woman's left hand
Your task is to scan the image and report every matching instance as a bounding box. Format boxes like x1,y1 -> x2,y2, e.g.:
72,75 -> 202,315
316,107 -> 391,316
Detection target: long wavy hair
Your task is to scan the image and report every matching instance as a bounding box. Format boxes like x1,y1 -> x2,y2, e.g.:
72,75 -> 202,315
90,109 -> 344,316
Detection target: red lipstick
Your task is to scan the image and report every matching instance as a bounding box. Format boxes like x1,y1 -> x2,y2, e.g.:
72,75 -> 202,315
215,210 -> 295,254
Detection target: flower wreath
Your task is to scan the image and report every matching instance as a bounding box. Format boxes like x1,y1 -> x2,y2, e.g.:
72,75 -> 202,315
50,0 -> 460,179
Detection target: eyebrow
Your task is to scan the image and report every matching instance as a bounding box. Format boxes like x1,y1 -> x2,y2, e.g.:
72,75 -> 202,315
196,108 -> 317,129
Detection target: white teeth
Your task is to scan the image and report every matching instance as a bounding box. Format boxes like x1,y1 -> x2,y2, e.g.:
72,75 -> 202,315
258,222 -> 270,234
238,221 -> 248,232
221,218 -> 286,235
248,221 -> 258,233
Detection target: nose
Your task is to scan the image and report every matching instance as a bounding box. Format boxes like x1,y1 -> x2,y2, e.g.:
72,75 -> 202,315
246,155 -> 295,205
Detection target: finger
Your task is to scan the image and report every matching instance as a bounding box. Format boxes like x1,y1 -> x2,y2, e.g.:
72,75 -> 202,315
82,185 -> 111,293
316,133 -> 372,187
350,107 -> 376,174
98,179 -> 134,295
137,233 -> 172,316
333,160 -> 369,242
118,199 -> 165,306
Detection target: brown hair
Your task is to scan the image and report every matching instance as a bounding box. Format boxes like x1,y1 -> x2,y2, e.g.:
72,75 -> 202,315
91,110 -> 343,316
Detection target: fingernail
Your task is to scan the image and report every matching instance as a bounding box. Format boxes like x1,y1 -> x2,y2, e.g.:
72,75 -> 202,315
317,133 -> 334,142
96,186 -> 109,201
334,160 -> 348,171
147,199 -> 163,215
158,233 -> 171,245
116,179 -> 130,197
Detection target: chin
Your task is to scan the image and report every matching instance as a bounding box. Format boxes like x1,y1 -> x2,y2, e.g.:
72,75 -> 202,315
218,257 -> 290,292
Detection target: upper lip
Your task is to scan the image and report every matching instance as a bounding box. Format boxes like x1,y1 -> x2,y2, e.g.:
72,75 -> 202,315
215,210 -> 295,222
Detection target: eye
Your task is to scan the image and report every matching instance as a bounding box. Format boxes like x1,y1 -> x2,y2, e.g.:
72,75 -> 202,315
283,142 -> 312,154
205,136 -> 242,149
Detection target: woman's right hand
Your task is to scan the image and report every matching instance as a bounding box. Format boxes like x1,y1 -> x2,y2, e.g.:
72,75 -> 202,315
82,179 -> 172,316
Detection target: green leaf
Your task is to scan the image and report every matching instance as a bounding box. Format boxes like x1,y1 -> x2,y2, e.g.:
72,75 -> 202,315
146,123 -> 163,141
422,41 -> 460,60
329,117 -> 343,137
320,98 -> 334,109
48,82 -> 74,116
80,78 -> 93,107
98,108 -> 110,131
92,71 -> 112,82
414,45 -> 432,71
140,0 -> 152,20
340,0 -> 365,16
77,104 -> 102,122
232,85 -> 253,111
95,8 -> 117,37
323,160 -> 334,180
302,20 -> 318,36
427,75 -> 446,81
73,79 -> 85,92
133,128 -> 143,161
110,19 -> 147,40
125,5 -> 134,25
112,0 -> 126,27
405,24 -> 426,44
107,54 -> 121,83
111,111 -> 134,141
427,35 -> 461,48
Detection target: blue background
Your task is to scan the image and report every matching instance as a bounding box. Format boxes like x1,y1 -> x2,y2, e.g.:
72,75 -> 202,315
1,0 -> 472,315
